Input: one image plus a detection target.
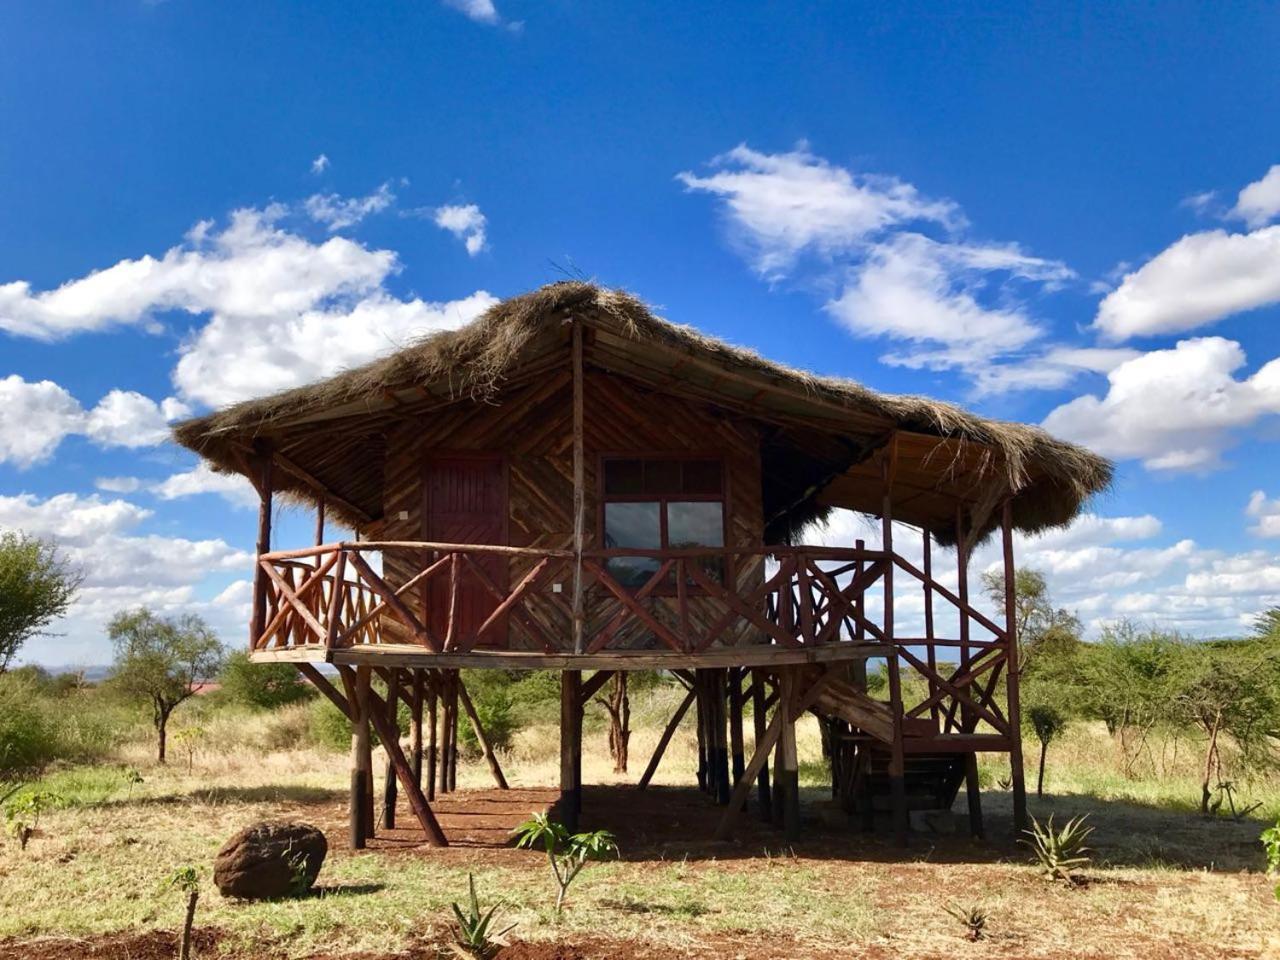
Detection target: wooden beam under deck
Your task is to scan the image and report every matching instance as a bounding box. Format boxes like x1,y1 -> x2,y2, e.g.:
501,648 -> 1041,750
250,642 -> 888,671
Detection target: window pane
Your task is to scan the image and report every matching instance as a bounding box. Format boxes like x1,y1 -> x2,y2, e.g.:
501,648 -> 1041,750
667,501 -> 724,548
643,459 -> 681,495
604,501 -> 661,587
603,459 -> 644,495
681,459 -> 722,495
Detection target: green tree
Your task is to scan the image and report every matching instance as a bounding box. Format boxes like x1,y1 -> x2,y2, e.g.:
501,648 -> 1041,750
1169,636 -> 1280,814
1025,704 -> 1067,797
107,609 -> 224,763
218,650 -> 312,709
980,567 -> 1080,676
0,532 -> 82,673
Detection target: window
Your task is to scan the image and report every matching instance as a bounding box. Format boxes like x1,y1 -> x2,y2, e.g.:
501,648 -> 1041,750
601,457 -> 726,588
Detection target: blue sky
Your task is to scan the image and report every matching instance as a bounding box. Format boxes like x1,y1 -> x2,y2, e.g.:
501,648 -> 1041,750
3,1 -> 1280,665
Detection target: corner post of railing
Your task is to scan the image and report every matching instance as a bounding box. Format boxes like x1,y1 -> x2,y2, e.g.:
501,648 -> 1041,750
569,316 -> 586,654
881,438 -> 908,847
249,439 -> 274,650
1002,497 -> 1028,833
922,526 -> 938,723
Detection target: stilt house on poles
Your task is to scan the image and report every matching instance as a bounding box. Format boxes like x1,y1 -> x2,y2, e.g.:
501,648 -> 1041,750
174,282 -> 1111,848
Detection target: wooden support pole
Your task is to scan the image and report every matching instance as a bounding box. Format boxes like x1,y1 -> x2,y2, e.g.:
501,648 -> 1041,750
1003,499 -> 1029,835
779,668 -> 801,841
883,450 -> 908,847
457,677 -> 509,790
637,687 -> 696,790
560,670 -> 582,831
410,670 -> 424,792
364,686 -> 448,847
729,667 -> 745,788
250,444 -> 273,646
715,702 -> 785,841
750,668 -> 772,822
570,320 -> 586,655
383,669 -> 399,830
447,671 -> 459,793
437,671 -> 452,795
957,508 -> 984,839
694,671 -> 709,793
712,669 -> 730,805
923,528 -> 939,724
426,670 -> 439,801
315,498 -> 326,547
345,665 -> 372,849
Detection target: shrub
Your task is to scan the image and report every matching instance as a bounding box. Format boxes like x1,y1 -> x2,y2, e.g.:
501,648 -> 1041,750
307,698 -> 352,753
1262,819 -> 1280,902
218,651 -> 313,709
0,675 -> 60,775
513,812 -> 618,915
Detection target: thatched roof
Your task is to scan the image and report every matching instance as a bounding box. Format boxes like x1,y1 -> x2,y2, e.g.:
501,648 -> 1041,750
173,281 -> 1111,544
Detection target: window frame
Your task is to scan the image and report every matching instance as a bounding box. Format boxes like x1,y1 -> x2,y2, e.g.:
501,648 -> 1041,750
597,454 -> 731,594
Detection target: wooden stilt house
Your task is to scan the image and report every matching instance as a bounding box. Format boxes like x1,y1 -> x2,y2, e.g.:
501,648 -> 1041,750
174,282 -> 1110,849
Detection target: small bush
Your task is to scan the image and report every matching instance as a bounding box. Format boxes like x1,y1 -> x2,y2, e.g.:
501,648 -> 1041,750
218,651 -> 314,709
308,698 -> 352,753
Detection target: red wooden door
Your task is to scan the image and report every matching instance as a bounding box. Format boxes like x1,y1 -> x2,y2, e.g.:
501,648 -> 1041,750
424,457 -> 508,647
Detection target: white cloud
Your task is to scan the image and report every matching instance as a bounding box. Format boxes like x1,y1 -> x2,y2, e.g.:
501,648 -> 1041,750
968,346 -> 1140,396
433,203 -> 488,256
826,233 -> 1071,376
678,143 -> 961,281
94,476 -> 142,494
311,154 -> 330,175
173,288 -> 497,407
0,204 -> 499,408
0,492 -> 254,666
0,376 -> 186,467
1042,337 -> 1280,472
152,462 -> 258,509
1247,491 -> 1280,538
1094,225 -> 1280,340
679,144 -> 1074,386
1231,164 -> 1280,229
442,0 -> 501,24
304,182 -> 396,231
0,205 -> 395,341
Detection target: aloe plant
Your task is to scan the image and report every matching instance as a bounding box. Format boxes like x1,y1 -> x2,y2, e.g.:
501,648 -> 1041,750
943,902 -> 989,941
1021,813 -> 1094,882
450,874 -> 514,959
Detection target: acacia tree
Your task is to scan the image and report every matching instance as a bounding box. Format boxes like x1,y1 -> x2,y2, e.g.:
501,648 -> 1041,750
107,609 -> 224,763
0,532 -> 82,673
980,567 -> 1079,676
595,673 -> 631,773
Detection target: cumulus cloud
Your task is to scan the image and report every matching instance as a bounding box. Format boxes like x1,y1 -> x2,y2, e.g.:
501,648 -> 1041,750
1094,226 -> 1280,340
151,462 -> 259,509
433,203 -> 488,255
1247,491 -> 1280,538
94,477 -> 143,494
678,144 -> 961,281
1042,337 -> 1280,472
442,0 -> 502,25
0,375 -> 187,467
1231,163 -> 1280,229
311,154 -> 330,175
679,144 -> 1072,386
304,182 -> 396,231
0,204 -> 498,408
0,492 -> 253,665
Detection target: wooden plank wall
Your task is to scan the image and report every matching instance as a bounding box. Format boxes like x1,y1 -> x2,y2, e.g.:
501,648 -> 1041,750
370,368 -> 765,650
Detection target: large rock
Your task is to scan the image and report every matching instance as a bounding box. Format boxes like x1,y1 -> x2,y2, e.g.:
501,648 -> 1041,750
213,821 -> 327,900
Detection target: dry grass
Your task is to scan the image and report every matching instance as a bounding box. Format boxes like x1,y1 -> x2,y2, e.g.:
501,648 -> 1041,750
2,703 -> 1278,959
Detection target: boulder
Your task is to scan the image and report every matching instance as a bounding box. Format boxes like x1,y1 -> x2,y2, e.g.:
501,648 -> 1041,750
213,821 -> 327,900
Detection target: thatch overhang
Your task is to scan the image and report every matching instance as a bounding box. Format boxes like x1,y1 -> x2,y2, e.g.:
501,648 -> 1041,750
172,282 -> 1111,545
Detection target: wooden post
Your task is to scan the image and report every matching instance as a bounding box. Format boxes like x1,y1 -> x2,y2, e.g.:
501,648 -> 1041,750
638,687 -> 695,790
458,677 -> 509,789
250,444 -> 273,646
426,671 -> 439,800
383,669 -> 399,829
314,498 -> 326,547
779,668 -> 800,840
695,671 -> 708,793
713,670 -> 730,805
957,508 -> 984,838
348,666 -> 372,849
410,670 -> 424,792
446,671 -> 459,793
437,671 -> 452,795
883,449 -> 908,847
728,668 -> 745,788
923,528 -> 938,724
750,668 -> 772,822
560,670 -> 582,831
570,320 -> 586,654
1003,498 -> 1028,835
364,686 -> 448,847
